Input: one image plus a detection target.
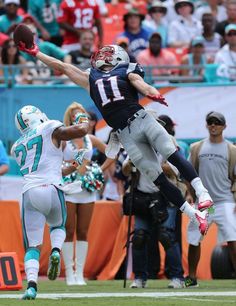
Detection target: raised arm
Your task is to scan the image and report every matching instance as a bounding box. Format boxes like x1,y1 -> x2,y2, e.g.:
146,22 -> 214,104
128,73 -> 168,106
18,43 -> 90,90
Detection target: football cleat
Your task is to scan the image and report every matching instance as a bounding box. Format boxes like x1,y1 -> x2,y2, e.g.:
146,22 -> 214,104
47,250 -> 61,281
22,287 -> 37,300
195,210 -> 209,235
198,191 -> 214,213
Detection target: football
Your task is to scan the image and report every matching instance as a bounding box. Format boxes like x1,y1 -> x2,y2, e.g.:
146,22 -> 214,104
13,23 -> 34,49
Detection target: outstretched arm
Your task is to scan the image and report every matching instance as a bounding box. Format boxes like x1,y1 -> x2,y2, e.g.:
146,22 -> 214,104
18,43 -> 90,89
128,73 -> 168,106
37,52 -> 90,89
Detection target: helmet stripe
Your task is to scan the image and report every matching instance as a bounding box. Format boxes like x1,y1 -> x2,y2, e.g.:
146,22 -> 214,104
17,111 -> 27,130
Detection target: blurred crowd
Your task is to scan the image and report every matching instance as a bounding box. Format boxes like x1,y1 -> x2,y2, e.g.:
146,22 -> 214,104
0,0 -> 236,84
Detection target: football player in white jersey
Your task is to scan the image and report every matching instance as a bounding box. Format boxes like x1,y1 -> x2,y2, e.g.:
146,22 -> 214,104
11,105 -> 89,300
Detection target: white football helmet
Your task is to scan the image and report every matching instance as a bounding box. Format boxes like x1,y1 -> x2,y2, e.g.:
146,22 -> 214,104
91,45 -> 130,70
15,105 -> 48,134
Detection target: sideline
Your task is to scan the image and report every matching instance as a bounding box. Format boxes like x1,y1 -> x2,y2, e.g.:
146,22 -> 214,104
0,291 -> 236,299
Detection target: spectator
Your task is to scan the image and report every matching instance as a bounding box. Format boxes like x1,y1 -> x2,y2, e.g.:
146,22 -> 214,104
0,0 -> 23,35
57,0 -> 103,52
168,0 -> 202,48
96,0 -> 108,17
136,32 -> 179,80
185,111 -> 236,287
117,8 -> 151,58
0,38 -> 29,84
115,36 -> 136,62
214,24 -> 236,80
122,137 -> 185,289
215,0 -> 236,37
0,139 -> 9,176
143,1 -> 169,47
201,12 -> 222,62
158,114 -> 190,161
69,30 -> 94,70
180,36 -> 209,80
28,0 -> 63,46
195,0 -> 227,23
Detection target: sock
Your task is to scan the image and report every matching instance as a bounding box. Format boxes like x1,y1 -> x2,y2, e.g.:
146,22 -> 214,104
50,228 -> 66,250
180,201 -> 197,219
153,173 -> 185,208
27,281 -> 37,291
24,248 -> 40,284
167,151 -> 198,182
51,247 -> 60,254
191,177 -> 207,198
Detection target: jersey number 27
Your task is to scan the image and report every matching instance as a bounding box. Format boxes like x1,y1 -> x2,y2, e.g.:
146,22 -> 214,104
14,136 -> 43,176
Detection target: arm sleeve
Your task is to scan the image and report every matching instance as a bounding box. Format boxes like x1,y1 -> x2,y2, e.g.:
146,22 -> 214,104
127,63 -> 145,78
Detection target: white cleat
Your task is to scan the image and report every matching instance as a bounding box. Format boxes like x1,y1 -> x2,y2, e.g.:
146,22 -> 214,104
198,191 -> 214,213
195,210 -> 209,236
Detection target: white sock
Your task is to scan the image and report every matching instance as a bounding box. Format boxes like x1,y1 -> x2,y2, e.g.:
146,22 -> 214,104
76,241 -> 88,278
50,228 -> 66,250
191,177 -> 207,198
62,241 -> 74,275
180,201 -> 197,219
25,259 -> 39,284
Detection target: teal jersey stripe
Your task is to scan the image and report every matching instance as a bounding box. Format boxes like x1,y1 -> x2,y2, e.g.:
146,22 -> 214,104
21,194 -> 29,250
50,188 -> 67,232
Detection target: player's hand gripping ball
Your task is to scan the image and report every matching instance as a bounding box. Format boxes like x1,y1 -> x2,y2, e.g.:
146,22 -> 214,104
13,23 -> 34,49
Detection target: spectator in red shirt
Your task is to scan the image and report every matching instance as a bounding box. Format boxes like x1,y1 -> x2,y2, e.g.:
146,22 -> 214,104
57,0 -> 103,52
136,32 -> 179,81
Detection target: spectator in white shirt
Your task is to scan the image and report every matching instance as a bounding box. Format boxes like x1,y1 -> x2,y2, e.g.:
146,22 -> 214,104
168,0 -> 202,48
215,23 -> 236,80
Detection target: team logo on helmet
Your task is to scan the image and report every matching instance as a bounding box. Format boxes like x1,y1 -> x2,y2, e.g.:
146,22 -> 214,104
91,45 -> 130,70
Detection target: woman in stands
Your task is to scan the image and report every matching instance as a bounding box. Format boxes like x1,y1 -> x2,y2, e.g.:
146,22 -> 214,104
0,38 -> 29,84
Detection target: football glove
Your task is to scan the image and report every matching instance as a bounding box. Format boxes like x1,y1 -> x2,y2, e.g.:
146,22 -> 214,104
18,42 -> 39,57
147,94 -> 168,106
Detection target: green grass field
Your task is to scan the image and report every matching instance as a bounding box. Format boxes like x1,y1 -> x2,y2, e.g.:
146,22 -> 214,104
0,279 -> 235,306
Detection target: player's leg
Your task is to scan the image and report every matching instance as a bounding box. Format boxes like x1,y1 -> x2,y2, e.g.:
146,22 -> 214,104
75,202 -> 94,285
141,112 -> 213,212
159,206 -> 185,288
21,189 -> 47,300
62,200 -> 76,285
47,187 -> 67,281
118,132 -> 208,235
185,211 -> 210,287
130,215 -> 149,288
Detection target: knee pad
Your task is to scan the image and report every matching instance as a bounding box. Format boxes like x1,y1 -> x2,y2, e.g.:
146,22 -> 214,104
158,227 -> 176,250
132,229 -> 148,250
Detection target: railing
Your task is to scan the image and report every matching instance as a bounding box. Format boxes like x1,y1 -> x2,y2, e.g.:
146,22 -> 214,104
1,64 -> 236,88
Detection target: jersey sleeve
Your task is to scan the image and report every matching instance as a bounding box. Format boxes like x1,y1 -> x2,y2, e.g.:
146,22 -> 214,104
126,63 -> 145,78
57,0 -> 71,23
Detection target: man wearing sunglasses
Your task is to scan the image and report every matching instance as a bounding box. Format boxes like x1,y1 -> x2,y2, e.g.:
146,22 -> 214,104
215,24 -> 236,80
185,111 -> 236,287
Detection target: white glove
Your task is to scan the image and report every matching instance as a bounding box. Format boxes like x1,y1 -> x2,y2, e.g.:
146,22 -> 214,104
105,132 -> 121,159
